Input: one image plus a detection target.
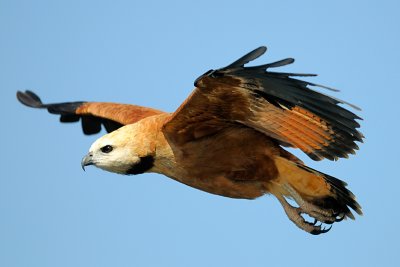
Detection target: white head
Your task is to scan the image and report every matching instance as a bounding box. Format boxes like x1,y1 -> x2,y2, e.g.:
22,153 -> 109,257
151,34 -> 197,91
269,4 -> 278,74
81,123 -> 156,175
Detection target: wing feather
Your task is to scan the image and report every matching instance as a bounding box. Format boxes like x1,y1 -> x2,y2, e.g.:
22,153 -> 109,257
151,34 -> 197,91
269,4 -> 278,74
17,90 -> 165,135
164,47 -> 363,161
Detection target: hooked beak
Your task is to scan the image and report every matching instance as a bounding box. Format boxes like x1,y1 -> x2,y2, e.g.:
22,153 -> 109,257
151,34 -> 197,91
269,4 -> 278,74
81,153 -> 94,171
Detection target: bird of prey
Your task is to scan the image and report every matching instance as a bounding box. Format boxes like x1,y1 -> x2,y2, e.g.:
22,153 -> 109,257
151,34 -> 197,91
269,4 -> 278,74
17,46 -> 363,235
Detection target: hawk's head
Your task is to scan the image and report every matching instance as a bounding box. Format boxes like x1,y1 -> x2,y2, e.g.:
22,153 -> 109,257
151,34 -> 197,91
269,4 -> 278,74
81,122 -> 155,175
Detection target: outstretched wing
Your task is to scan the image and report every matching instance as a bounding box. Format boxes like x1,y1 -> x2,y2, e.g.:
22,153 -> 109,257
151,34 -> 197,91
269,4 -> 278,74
17,90 -> 165,135
163,46 -> 363,161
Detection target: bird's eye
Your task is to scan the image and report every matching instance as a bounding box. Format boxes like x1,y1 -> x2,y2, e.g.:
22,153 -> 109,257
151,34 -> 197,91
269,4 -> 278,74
100,145 -> 113,153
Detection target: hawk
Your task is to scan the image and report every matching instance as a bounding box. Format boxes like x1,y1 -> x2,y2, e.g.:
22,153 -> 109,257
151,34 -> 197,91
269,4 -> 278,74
17,46 -> 363,234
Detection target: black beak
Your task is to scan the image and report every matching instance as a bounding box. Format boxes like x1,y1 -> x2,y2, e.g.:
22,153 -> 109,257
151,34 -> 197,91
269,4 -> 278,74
81,153 -> 94,171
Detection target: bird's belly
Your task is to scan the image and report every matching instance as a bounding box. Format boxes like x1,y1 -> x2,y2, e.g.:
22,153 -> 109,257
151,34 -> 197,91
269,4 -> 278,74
158,126 -> 281,199
168,173 -> 267,199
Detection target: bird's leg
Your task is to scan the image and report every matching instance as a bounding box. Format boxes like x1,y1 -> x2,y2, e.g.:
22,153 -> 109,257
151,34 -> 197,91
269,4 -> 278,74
275,194 -> 331,235
282,183 -> 341,224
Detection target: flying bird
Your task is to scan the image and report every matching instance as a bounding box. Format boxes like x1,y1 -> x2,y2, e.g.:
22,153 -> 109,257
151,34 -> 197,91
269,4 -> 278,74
17,46 -> 363,234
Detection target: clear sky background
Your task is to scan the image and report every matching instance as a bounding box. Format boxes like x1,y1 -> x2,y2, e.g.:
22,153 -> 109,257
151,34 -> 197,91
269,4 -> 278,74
1,1 -> 399,266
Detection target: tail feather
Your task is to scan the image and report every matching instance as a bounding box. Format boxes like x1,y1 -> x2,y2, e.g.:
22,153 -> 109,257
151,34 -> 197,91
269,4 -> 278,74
297,164 -> 362,219
274,156 -> 362,222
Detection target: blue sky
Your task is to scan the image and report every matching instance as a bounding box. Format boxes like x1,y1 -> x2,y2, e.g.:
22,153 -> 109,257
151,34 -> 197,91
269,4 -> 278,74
1,1 -> 399,266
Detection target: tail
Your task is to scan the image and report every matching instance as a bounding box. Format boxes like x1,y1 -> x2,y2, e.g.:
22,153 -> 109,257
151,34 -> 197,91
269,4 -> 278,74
272,156 -> 362,234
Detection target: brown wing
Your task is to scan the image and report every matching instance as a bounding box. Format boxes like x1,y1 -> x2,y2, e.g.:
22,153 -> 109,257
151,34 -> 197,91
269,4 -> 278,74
163,46 -> 363,161
17,90 -> 165,135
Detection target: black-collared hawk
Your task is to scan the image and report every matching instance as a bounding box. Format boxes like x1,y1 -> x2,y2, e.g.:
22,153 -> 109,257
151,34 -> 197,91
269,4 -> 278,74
17,46 -> 363,234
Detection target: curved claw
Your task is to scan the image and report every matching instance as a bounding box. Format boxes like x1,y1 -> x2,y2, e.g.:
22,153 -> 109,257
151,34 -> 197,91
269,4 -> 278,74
321,225 -> 333,233
335,213 -> 346,222
310,224 -> 332,235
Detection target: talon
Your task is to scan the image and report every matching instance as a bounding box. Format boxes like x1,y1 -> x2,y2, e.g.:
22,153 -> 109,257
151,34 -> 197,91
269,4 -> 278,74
335,213 -> 345,222
276,195 -> 334,235
282,183 -> 338,224
310,224 -> 333,235
275,190 -> 341,235
310,226 -> 323,235
311,230 -> 322,235
321,225 -> 332,233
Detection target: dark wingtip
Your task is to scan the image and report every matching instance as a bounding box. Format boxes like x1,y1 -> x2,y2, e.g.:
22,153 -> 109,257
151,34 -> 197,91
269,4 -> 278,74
223,46 -> 268,69
17,90 -> 44,108
262,58 -> 295,69
256,46 -> 267,55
